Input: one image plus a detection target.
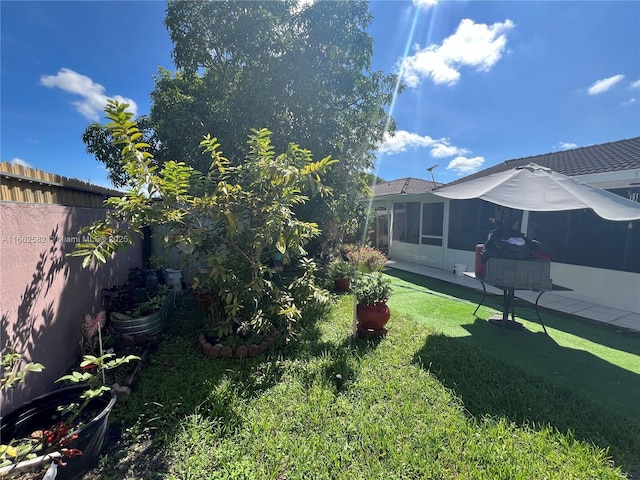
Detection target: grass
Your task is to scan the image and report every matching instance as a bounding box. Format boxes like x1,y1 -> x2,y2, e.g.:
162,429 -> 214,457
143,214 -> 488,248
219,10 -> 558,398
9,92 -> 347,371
89,272 -> 640,479
385,268 -> 640,420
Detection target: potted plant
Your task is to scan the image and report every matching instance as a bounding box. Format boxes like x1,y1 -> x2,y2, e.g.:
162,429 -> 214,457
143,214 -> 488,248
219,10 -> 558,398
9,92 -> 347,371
326,258 -> 356,292
352,272 -> 392,336
190,273 -> 217,309
0,324 -> 139,480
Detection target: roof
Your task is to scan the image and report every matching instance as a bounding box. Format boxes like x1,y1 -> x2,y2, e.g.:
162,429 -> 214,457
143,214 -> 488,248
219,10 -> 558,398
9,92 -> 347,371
372,177 -> 442,197
444,136 -> 640,188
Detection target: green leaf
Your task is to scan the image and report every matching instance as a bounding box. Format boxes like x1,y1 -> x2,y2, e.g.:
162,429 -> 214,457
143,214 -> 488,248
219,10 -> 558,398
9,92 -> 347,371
276,235 -> 286,254
25,363 -> 44,373
94,249 -> 106,264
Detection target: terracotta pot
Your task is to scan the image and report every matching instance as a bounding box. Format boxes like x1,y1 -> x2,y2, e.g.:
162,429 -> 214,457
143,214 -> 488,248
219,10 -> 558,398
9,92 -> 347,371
356,302 -> 391,332
334,277 -> 350,292
220,346 -> 233,358
259,341 -> 269,353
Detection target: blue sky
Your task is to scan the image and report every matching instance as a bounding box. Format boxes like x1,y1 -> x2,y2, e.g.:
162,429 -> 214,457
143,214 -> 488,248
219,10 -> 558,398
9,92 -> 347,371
2,1 -> 639,188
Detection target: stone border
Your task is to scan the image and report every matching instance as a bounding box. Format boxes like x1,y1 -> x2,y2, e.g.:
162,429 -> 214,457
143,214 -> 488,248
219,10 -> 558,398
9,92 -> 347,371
198,333 -> 276,359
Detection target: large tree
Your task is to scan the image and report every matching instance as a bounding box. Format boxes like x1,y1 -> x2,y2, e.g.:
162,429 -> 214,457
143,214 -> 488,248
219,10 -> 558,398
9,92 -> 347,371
153,0 -> 401,244
82,116 -> 161,188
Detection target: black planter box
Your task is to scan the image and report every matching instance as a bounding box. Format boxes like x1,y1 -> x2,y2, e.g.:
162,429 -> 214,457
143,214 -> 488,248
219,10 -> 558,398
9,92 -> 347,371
0,384 -> 117,480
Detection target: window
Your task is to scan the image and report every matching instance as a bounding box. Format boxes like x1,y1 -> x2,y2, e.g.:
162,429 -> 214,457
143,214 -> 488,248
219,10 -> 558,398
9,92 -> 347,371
447,199 -> 522,251
529,210 -> 640,273
421,202 -> 444,246
392,202 -> 420,244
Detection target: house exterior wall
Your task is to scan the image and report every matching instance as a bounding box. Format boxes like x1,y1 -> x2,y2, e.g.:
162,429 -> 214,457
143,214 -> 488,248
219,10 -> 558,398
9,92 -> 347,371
0,203 -> 142,415
391,238 -> 640,314
366,189 -> 640,317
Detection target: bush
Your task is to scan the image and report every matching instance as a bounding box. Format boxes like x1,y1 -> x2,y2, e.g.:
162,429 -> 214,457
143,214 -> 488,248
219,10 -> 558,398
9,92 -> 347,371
352,272 -> 392,305
344,245 -> 387,273
326,259 -> 357,280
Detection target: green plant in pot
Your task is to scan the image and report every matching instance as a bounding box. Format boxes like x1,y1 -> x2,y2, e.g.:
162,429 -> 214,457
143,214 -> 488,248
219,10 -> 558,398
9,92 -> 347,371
352,272 -> 392,336
326,258 -> 357,292
0,318 -> 139,480
108,285 -> 174,337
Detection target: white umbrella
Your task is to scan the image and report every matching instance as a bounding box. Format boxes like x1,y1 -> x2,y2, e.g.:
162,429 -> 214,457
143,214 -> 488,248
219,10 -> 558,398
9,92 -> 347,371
432,163 -> 640,221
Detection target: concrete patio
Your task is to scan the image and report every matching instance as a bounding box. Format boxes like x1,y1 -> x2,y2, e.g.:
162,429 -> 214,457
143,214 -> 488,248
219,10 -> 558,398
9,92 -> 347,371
387,260 -> 640,334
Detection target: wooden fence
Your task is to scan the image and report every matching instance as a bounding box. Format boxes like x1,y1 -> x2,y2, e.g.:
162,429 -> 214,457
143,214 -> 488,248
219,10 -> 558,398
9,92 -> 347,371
0,162 -> 120,207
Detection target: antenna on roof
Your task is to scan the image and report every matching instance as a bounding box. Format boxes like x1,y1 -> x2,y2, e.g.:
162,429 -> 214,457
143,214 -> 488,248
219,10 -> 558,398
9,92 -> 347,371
426,164 -> 438,189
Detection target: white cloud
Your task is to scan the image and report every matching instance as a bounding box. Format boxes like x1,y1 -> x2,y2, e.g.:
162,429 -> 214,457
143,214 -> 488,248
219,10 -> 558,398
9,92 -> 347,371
400,18 -> 515,87
621,98 -> 637,106
430,142 -> 469,158
377,130 -> 470,161
413,0 -> 437,9
630,80 -> 640,89
10,158 -> 32,168
587,74 -> 625,95
378,130 -> 437,154
557,142 -> 578,150
40,68 -> 137,121
446,156 -> 484,174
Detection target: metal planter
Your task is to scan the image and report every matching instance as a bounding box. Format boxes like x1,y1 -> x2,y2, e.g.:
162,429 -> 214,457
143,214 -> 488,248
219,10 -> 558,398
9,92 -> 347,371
111,290 -> 175,336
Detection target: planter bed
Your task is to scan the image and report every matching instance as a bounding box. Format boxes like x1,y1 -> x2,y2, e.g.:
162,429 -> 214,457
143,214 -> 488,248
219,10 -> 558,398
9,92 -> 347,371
111,290 -> 175,336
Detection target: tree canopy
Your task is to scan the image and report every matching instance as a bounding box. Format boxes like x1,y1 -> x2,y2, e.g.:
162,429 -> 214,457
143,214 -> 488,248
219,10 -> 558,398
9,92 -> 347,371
82,116 -> 160,188
82,0 -> 401,243
155,0 -> 400,241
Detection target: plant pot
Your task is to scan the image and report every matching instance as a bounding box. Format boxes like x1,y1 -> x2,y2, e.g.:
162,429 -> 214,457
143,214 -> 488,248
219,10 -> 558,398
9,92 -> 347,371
0,384 -> 117,480
111,290 -> 175,336
334,277 -> 350,292
356,302 -> 390,333
164,268 -> 183,292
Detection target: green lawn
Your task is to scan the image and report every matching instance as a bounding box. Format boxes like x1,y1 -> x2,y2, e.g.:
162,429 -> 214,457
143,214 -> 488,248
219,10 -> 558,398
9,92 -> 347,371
93,271 -> 640,479
385,268 -> 640,420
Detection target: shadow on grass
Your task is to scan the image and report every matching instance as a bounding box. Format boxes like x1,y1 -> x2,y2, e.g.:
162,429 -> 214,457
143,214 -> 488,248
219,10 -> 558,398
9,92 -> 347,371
386,267 -> 640,357
90,292 -> 369,478
412,327 -> 640,476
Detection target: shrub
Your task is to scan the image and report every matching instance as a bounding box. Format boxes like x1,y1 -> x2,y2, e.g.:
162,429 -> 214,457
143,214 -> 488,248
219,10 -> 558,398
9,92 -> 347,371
352,272 -> 392,305
71,101 -> 336,342
344,245 -> 387,273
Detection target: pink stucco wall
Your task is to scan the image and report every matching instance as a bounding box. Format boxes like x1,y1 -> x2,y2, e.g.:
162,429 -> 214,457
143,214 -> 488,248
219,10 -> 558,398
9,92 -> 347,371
0,203 -> 142,415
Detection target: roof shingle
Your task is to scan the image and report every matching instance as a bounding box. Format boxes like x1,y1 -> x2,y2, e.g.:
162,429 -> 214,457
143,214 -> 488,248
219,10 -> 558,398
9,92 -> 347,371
372,177 -> 441,196
444,136 -> 640,187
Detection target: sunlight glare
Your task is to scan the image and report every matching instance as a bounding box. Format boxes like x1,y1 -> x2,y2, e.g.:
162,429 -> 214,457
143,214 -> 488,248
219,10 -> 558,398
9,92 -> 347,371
363,4 -> 429,244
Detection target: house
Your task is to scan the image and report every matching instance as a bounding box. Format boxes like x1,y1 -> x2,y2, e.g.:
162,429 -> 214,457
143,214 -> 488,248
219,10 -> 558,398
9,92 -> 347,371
365,177 -> 442,251
365,137 -> 640,316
